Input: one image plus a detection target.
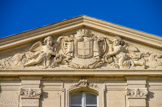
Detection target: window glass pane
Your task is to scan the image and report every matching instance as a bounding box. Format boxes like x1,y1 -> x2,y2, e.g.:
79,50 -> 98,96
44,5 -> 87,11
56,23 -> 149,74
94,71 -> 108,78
70,93 -> 82,104
86,93 -> 97,104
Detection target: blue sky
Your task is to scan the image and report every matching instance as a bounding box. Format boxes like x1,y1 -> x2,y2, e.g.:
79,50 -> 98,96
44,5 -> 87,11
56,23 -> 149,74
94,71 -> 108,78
0,0 -> 162,38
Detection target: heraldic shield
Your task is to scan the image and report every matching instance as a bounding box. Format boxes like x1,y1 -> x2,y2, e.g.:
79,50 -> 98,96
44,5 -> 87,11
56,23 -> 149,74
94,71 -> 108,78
75,39 -> 93,59
56,29 -> 108,68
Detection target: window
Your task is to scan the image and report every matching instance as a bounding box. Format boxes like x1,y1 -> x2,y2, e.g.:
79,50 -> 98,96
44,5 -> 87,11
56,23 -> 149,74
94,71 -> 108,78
70,92 -> 97,107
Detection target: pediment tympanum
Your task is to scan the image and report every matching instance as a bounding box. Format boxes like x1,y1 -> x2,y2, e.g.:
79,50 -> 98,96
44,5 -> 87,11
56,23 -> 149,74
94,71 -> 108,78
0,28 -> 161,70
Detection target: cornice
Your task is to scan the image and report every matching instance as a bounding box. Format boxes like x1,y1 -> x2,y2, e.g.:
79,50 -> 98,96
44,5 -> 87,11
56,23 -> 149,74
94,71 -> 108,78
0,16 -> 84,51
83,16 -> 162,49
0,70 -> 162,77
0,15 -> 161,51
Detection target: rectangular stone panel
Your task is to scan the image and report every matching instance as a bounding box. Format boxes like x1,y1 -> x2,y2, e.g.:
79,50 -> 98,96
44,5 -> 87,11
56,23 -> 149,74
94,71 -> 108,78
106,91 -> 126,107
148,91 -> 162,107
41,91 -> 62,107
129,99 -> 146,107
21,99 -> 39,107
0,91 -> 19,107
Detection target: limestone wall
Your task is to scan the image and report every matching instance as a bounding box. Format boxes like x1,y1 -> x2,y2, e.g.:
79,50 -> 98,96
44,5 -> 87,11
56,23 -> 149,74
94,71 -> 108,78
0,76 -> 162,107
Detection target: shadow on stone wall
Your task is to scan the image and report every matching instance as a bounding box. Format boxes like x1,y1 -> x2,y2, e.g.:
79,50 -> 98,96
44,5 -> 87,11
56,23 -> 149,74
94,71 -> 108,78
40,92 -> 49,107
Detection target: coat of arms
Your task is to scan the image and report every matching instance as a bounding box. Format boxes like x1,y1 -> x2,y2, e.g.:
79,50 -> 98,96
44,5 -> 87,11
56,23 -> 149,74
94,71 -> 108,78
57,29 -> 108,68
1,29 -> 159,70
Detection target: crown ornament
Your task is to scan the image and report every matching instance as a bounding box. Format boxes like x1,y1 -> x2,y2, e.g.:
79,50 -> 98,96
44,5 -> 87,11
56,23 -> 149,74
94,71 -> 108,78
75,29 -> 92,37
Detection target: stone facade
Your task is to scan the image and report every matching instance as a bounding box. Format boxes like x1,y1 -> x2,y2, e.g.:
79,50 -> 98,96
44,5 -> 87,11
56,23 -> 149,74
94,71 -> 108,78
0,15 -> 162,107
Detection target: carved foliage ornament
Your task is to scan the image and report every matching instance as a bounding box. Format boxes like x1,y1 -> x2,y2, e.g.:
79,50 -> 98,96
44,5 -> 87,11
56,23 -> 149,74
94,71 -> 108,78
70,79 -> 98,90
127,88 -> 148,98
20,88 -> 41,98
0,29 -> 161,69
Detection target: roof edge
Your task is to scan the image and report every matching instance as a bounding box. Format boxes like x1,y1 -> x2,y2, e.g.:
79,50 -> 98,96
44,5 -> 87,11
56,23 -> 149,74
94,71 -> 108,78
0,15 -> 161,51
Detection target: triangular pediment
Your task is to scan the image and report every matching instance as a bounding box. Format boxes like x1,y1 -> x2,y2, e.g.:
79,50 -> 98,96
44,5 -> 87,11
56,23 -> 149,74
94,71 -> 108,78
0,15 -> 161,70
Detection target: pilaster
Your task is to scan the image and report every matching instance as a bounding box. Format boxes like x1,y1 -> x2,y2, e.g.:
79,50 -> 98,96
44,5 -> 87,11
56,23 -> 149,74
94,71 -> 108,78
20,77 -> 42,107
126,76 -> 148,107
105,79 -> 127,107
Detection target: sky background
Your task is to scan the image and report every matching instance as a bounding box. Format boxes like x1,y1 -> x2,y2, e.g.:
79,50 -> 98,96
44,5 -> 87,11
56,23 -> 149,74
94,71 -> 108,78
0,0 -> 162,38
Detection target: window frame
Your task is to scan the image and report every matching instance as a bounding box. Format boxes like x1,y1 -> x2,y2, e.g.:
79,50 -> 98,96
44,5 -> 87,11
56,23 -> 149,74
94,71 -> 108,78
70,91 -> 98,107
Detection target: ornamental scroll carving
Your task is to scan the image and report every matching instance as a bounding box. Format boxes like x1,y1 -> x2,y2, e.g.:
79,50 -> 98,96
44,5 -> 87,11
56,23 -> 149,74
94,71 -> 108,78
127,88 -> 148,98
69,79 -> 98,90
0,29 -> 161,69
20,88 -> 41,98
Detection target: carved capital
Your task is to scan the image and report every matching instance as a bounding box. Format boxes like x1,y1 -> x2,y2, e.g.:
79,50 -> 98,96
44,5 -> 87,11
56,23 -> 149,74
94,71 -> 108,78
127,88 -> 148,99
20,88 -> 41,99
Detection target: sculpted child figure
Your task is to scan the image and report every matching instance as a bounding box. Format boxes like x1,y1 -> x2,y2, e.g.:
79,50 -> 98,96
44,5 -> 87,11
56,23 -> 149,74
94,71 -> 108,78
24,36 -> 56,68
105,37 -> 133,68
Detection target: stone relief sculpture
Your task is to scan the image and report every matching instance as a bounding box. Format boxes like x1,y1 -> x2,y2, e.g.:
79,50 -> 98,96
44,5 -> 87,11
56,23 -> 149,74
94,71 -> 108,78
0,29 -> 161,69
24,36 -> 56,68
57,29 -> 107,69
69,79 -> 98,90
127,88 -> 148,98
105,37 -> 134,69
0,53 -> 25,69
20,88 -> 41,98
146,53 -> 162,69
